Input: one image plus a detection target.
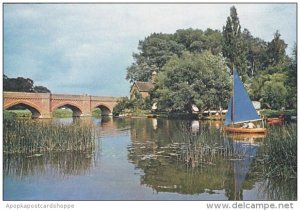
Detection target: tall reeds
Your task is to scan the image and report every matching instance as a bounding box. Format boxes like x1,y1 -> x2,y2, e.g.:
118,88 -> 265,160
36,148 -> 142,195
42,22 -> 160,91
262,123 -> 297,180
3,119 -> 98,154
170,122 -> 236,168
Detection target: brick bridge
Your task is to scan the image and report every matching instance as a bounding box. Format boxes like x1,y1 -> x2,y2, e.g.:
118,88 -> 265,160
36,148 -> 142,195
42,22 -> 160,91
4,91 -> 118,118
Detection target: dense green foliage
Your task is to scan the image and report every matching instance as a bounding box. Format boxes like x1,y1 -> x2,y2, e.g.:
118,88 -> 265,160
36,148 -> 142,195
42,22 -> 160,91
52,109 -> 73,118
122,6 -> 296,114
4,110 -> 32,119
113,94 -> 151,115
154,51 -> 230,112
3,110 -> 17,120
4,74 -> 51,93
92,108 -> 102,117
126,28 -> 222,83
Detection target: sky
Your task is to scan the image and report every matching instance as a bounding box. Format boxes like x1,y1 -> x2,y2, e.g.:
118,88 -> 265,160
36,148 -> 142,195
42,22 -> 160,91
3,3 -> 297,97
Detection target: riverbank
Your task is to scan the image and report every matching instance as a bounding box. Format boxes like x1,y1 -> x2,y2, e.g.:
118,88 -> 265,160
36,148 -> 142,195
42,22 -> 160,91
4,108 -> 296,122
117,109 -> 296,121
4,109 -> 103,119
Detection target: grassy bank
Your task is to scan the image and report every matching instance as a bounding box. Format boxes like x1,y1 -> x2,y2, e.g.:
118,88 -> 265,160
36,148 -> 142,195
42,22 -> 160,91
4,110 -> 32,118
5,109 -> 103,118
52,109 -> 73,118
3,118 -> 97,154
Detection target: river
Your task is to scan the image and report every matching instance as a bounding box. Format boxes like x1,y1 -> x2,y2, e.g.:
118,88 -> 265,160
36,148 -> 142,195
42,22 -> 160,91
3,117 -> 296,200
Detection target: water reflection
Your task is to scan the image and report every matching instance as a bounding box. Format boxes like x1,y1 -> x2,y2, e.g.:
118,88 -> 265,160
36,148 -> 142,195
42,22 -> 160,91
51,117 -> 83,125
127,118 -> 267,200
3,117 -> 297,200
191,120 -> 199,133
4,150 -> 97,179
152,118 -> 158,130
224,138 -> 260,200
51,116 -> 113,126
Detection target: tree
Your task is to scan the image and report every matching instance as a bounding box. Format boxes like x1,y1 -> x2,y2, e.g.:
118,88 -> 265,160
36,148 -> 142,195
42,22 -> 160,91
222,6 -> 247,79
242,28 -> 268,77
126,33 -> 185,83
33,85 -> 51,93
154,51 -> 231,113
261,78 -> 288,109
4,76 -> 34,92
3,75 -> 51,93
126,29 -> 223,83
251,73 -> 288,109
266,31 -> 288,66
286,44 -> 297,109
113,97 -> 132,115
131,92 -> 151,111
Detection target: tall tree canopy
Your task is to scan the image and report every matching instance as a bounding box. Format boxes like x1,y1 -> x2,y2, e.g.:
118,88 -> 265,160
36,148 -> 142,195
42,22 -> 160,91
4,75 -> 51,93
154,51 -> 231,113
126,33 -> 185,83
286,44 -> 297,108
222,6 -> 247,79
266,30 -> 288,66
126,29 -> 222,83
123,6 -> 296,112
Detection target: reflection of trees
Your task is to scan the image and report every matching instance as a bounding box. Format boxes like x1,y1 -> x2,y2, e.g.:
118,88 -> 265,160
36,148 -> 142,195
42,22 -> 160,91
138,157 -> 232,195
4,151 -> 96,179
127,118 -> 259,199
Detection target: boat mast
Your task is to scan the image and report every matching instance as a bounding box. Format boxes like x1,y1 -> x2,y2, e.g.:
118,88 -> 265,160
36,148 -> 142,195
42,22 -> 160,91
231,64 -> 234,125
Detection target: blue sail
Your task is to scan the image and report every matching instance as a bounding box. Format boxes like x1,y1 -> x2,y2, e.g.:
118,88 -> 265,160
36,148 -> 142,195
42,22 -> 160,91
225,69 -> 260,125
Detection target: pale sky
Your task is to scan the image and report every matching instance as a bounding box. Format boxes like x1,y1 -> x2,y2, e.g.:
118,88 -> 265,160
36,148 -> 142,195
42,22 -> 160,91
3,3 -> 297,97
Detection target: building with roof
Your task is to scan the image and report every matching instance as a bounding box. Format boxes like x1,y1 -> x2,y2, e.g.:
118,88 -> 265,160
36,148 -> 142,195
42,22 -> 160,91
129,71 -> 157,100
130,81 -> 154,99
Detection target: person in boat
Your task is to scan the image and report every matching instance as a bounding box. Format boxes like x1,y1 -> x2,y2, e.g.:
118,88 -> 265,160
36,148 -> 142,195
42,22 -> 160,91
241,122 -> 256,129
247,122 -> 256,128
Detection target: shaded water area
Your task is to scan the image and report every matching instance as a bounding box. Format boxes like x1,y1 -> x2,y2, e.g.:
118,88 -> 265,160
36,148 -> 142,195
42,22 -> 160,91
3,117 -> 296,200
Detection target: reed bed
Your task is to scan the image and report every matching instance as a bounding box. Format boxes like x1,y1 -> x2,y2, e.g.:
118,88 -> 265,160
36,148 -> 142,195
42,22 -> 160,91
262,123 -> 297,180
3,119 -> 99,154
127,122 -> 237,170
260,176 -> 297,200
174,124 -> 237,168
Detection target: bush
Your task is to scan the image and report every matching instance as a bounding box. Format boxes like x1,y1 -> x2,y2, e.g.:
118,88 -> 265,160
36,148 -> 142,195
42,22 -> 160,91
4,110 -> 17,121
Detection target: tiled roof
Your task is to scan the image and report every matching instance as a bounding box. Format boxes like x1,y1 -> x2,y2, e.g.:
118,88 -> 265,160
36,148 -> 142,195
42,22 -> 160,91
134,81 -> 154,92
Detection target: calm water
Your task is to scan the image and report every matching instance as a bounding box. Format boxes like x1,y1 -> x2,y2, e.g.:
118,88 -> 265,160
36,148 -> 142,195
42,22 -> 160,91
3,117 -> 296,200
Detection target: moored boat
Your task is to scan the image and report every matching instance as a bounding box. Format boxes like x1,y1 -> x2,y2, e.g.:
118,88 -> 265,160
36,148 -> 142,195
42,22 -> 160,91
225,132 -> 266,139
266,116 -> 284,125
224,126 -> 266,133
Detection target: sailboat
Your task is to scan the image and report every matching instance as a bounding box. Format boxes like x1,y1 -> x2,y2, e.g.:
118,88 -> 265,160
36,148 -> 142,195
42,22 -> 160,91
224,69 -> 267,133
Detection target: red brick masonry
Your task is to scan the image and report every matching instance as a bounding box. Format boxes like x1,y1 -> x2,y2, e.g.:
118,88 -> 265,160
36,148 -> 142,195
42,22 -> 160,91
4,91 -> 118,118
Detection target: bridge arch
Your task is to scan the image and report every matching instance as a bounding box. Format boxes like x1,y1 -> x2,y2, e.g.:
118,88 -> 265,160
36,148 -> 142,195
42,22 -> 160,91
4,92 -> 118,119
52,102 -> 83,117
4,101 -> 42,118
92,104 -> 112,116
